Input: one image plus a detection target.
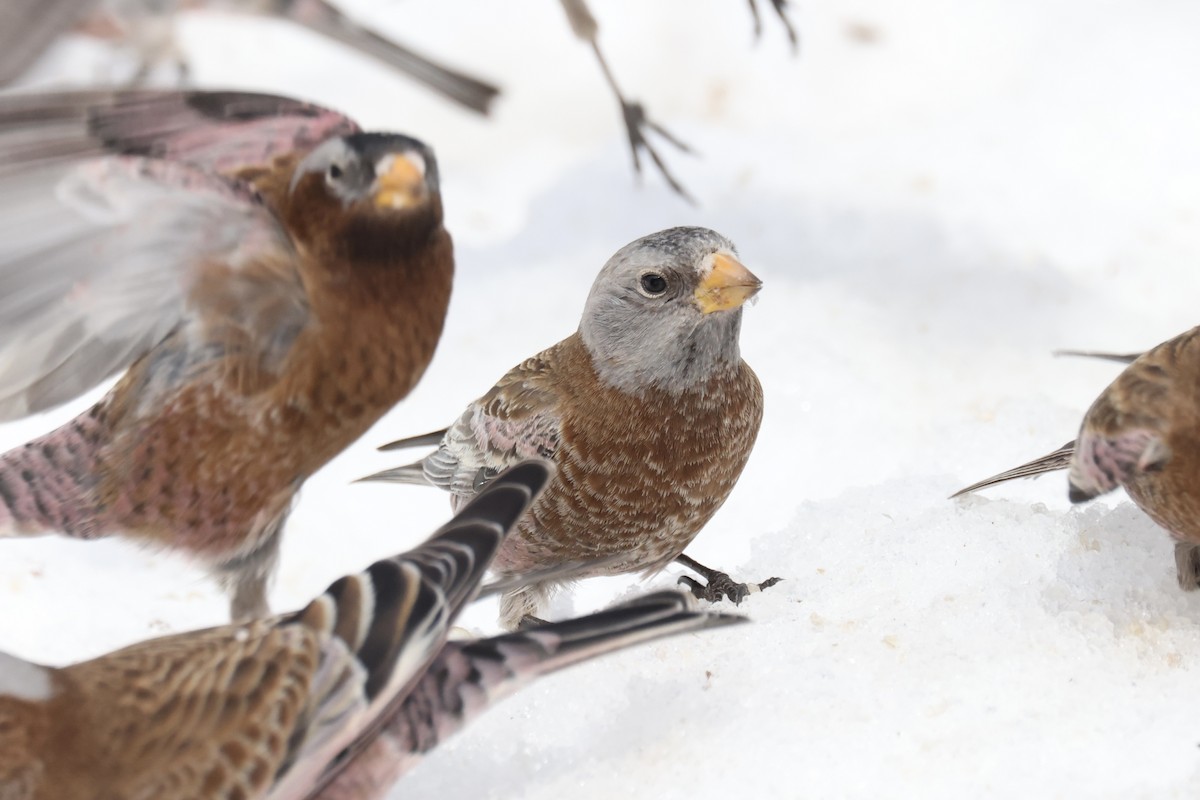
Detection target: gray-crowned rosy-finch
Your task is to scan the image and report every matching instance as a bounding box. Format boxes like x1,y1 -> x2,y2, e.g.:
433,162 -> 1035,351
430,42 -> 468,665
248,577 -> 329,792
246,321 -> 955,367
363,226 -> 779,629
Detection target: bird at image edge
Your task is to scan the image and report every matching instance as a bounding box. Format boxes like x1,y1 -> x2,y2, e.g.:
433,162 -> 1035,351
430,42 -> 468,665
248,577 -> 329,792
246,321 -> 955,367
0,461 -> 745,800
953,330 -> 1200,590
0,89 -> 455,621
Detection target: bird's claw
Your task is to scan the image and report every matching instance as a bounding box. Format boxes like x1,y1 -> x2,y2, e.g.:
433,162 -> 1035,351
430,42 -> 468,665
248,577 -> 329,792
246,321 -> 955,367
620,100 -> 696,204
747,0 -> 800,52
677,571 -> 782,605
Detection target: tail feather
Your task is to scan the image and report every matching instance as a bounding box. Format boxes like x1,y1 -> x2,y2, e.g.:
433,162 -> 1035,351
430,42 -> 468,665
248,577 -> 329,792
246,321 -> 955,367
354,461 -> 428,485
282,461 -> 552,796
283,0 -> 500,114
950,440 -> 1076,498
1054,349 -> 1144,364
376,429 -> 448,452
487,590 -> 747,672
303,460 -> 553,688
373,590 -> 744,770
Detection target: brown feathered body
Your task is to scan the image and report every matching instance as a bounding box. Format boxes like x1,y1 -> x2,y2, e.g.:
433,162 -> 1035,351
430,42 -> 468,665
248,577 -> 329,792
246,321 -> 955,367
1071,327 -> 1200,587
485,333 -> 763,582
2,623 -> 320,798
98,157 -> 453,559
0,92 -> 454,619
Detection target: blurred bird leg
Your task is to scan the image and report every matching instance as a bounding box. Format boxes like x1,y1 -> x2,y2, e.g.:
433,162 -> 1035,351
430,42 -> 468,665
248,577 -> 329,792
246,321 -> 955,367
77,3 -> 190,85
0,0 -> 98,86
746,0 -> 799,52
675,553 -> 782,605
558,0 -> 695,202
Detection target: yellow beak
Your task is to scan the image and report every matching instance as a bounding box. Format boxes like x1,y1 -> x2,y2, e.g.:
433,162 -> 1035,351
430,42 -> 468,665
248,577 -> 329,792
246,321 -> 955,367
694,253 -> 762,314
373,153 -> 426,209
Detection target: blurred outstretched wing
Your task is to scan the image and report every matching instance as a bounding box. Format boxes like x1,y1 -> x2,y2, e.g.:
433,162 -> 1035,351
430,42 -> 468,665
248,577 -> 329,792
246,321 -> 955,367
0,91 -> 357,419
0,89 -> 359,173
0,0 -> 97,85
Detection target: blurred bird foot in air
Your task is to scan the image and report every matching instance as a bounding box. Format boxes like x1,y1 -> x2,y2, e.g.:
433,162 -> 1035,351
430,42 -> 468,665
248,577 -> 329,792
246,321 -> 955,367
78,6 -> 191,86
618,98 -> 695,203
746,0 -> 799,52
213,526 -> 282,621
676,553 -> 781,605
559,0 -> 696,201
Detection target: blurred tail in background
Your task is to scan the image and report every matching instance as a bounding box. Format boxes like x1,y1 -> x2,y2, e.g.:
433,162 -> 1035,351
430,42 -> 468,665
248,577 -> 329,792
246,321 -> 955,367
558,0 -> 798,201
0,0 -> 500,115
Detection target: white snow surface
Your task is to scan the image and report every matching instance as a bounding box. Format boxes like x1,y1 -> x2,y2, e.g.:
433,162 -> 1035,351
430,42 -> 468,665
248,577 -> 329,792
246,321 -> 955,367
5,0 -> 1200,797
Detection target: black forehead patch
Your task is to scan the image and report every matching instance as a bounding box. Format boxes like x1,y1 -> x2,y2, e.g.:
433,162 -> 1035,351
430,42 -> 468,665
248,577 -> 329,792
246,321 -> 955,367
342,132 -> 439,189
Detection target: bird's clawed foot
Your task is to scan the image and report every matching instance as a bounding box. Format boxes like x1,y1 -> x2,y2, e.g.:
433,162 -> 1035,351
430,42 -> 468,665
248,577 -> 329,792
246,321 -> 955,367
677,572 -> 782,604
746,0 -> 800,52
619,100 -> 695,203
675,554 -> 782,605
568,0 -> 697,202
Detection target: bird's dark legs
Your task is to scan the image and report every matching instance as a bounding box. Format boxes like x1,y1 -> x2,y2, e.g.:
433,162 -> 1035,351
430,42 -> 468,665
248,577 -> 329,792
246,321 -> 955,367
559,0 -> 695,201
746,0 -> 800,52
1176,541 -> 1200,591
214,514 -> 287,622
675,553 -> 782,605
586,40 -> 695,202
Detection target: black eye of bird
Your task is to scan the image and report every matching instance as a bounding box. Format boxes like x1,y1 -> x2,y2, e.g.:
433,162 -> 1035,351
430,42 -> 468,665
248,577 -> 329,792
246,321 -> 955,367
327,163 -> 343,180
640,273 -> 668,296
